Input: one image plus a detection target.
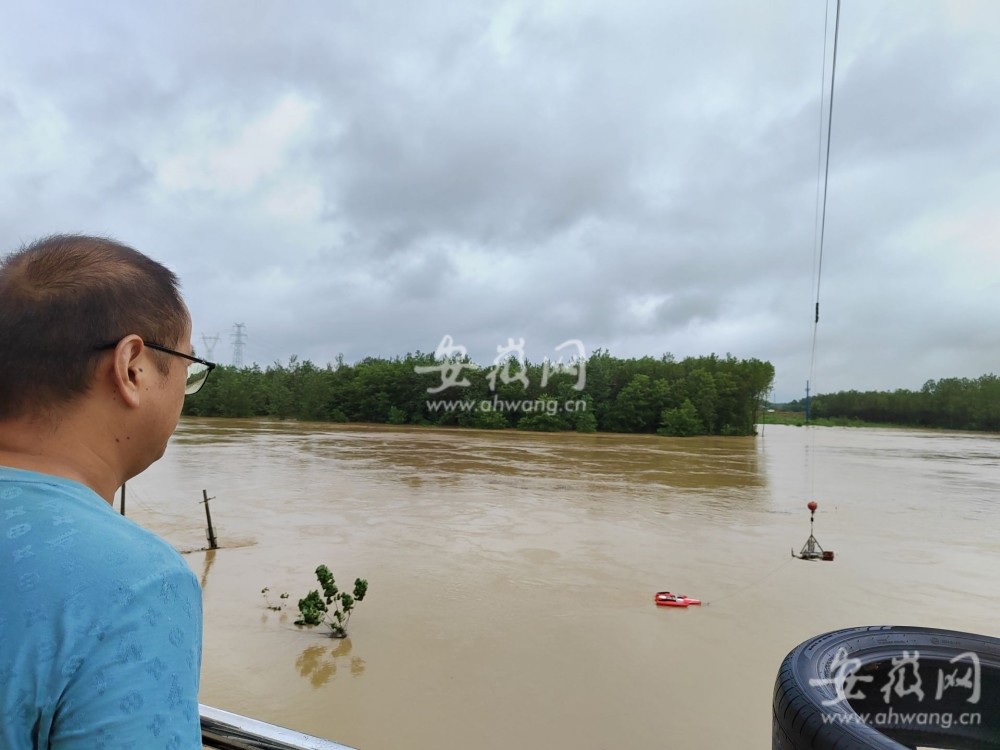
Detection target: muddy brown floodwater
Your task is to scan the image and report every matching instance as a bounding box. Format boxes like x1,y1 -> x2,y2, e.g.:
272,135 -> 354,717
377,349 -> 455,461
124,419 -> 1000,749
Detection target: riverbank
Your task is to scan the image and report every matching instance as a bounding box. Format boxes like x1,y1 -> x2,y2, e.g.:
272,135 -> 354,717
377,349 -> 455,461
763,411 -> 910,429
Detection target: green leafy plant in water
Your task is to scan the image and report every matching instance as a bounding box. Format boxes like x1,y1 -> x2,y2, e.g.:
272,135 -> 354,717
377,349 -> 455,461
294,565 -> 369,638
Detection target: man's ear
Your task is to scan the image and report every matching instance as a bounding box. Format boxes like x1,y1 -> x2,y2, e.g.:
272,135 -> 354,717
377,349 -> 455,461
109,336 -> 146,408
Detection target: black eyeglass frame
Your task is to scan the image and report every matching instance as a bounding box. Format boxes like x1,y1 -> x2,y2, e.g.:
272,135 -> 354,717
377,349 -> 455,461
95,340 -> 218,395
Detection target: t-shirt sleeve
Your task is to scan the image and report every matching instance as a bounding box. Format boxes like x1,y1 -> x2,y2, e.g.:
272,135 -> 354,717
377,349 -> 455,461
51,562 -> 203,750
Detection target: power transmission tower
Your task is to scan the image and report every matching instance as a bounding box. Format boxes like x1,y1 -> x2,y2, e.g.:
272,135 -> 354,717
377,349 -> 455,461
200,333 -> 221,361
231,323 -> 247,368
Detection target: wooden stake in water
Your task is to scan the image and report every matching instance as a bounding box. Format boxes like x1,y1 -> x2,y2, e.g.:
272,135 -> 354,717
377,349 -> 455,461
202,489 -> 218,550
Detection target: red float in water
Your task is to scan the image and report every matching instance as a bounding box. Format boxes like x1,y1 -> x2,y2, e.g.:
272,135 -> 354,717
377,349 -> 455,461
654,592 -> 702,608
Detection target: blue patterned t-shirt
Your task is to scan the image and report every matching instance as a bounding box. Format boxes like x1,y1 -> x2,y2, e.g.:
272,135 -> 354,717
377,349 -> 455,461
0,467 -> 203,749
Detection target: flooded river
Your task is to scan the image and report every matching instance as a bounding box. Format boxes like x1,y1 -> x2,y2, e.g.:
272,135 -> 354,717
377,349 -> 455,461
124,420 -> 1000,749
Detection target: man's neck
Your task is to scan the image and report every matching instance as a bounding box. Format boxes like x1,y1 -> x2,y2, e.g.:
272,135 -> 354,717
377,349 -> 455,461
0,416 -> 121,503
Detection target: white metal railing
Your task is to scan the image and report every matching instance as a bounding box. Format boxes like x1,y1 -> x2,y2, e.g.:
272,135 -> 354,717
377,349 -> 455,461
200,704 -> 357,750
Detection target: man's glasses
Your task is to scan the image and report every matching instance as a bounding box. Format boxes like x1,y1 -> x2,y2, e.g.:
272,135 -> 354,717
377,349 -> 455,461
143,342 -> 217,395
96,340 -> 217,395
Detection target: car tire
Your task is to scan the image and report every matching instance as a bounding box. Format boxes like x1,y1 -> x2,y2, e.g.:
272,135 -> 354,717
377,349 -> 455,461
772,625 -> 1000,749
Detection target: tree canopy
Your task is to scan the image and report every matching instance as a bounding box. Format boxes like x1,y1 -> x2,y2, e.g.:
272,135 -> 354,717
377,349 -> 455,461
804,376 -> 1000,432
183,351 -> 774,436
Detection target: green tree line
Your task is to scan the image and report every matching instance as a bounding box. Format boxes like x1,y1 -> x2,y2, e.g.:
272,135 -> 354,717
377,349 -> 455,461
784,375 -> 1000,431
183,350 -> 774,436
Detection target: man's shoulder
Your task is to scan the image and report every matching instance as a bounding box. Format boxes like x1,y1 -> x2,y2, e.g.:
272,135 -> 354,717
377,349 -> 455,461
1,468 -> 194,589
0,466 -> 110,516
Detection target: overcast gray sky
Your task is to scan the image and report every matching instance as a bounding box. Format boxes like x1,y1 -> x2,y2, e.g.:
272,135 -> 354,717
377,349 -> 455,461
3,1 -> 998,401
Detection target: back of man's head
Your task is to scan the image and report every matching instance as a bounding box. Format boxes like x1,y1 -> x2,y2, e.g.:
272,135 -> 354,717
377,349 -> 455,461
0,234 -> 188,421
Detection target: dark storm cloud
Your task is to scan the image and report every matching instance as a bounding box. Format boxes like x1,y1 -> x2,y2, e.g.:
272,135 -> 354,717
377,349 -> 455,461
1,1 -> 998,399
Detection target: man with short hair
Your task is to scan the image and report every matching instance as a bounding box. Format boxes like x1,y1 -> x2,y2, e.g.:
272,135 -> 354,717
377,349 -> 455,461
0,234 -> 215,749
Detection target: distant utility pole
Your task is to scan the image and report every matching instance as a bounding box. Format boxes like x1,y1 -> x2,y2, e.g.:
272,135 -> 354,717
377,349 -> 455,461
201,333 -> 221,361
231,323 -> 247,368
